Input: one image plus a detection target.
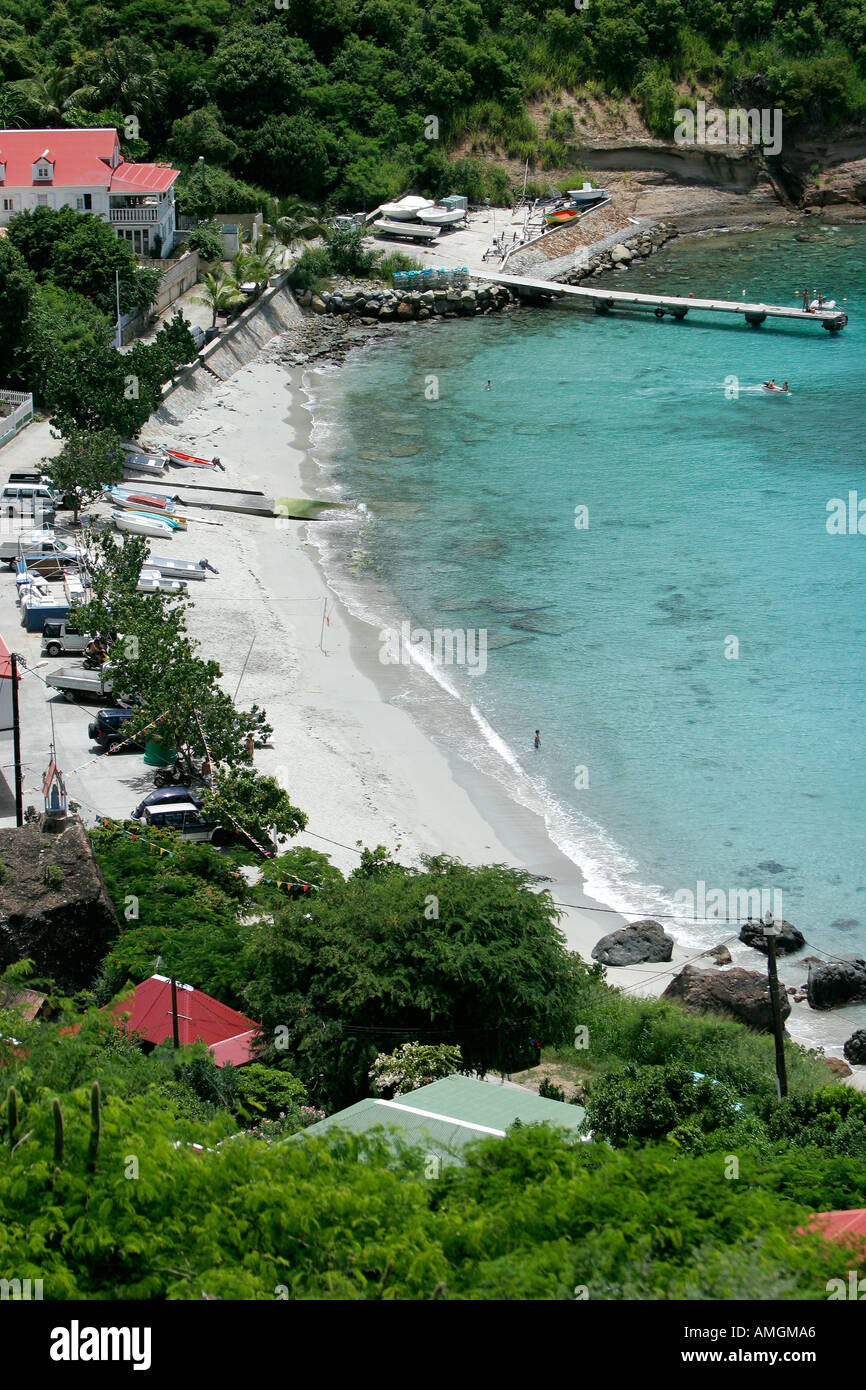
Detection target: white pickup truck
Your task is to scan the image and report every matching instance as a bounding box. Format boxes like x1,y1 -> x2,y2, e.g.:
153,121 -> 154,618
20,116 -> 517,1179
45,667 -> 114,703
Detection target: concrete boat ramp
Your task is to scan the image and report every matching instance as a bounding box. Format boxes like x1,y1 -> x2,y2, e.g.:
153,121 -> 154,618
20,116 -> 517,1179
160,480 -> 276,518
475,271 -> 849,332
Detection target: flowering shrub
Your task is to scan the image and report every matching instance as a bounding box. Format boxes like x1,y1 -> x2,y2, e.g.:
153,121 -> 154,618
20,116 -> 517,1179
369,1042 -> 463,1098
245,1105 -> 325,1144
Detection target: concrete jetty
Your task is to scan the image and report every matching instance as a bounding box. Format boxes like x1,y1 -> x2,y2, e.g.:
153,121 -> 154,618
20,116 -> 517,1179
474,271 -> 849,332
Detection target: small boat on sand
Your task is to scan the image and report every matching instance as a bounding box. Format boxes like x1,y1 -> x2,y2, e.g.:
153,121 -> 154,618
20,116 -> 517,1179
544,207 -> 581,227
112,511 -> 182,539
164,448 -> 221,468
123,451 -> 167,476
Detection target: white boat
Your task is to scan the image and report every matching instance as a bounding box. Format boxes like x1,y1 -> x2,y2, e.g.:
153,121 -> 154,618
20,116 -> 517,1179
112,510 -> 179,539
810,298 -> 837,311
378,196 -> 436,220
416,206 -> 466,226
373,218 -> 440,241
138,568 -> 187,594
123,453 -> 167,477
145,553 -> 208,581
567,183 -> 608,204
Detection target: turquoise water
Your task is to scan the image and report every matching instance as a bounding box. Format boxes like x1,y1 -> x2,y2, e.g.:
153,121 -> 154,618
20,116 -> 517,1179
306,223 -> 866,1008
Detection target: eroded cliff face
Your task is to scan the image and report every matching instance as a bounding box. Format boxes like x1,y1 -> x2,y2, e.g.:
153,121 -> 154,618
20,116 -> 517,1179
0,818 -> 120,991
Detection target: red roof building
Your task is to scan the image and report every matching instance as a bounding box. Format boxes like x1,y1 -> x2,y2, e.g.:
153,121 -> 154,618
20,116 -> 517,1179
107,974 -> 259,1067
0,128 -> 179,259
807,1209 -> 866,1246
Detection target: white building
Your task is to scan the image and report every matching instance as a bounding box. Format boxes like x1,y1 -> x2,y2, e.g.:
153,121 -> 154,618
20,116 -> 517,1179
0,128 -> 179,258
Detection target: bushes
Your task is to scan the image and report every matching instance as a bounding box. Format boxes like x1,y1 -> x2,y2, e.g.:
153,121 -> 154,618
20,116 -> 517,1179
185,224 -> 224,263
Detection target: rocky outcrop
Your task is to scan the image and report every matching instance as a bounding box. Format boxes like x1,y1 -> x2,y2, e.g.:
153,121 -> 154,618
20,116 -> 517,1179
843,1030 -> 866,1065
662,964 -> 790,1033
826,1056 -> 854,1078
592,919 -> 673,966
294,280 -> 517,326
807,959 -> 866,1011
556,222 -> 677,285
0,818 -> 121,992
738,918 -> 805,956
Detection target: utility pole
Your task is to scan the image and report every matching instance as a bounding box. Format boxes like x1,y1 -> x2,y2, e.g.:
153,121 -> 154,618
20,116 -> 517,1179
10,653 -> 23,827
763,914 -> 788,1099
170,976 -> 180,1050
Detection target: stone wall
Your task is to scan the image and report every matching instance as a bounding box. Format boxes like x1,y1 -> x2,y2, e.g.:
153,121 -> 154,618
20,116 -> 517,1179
505,202 -> 635,279
557,221 -> 678,283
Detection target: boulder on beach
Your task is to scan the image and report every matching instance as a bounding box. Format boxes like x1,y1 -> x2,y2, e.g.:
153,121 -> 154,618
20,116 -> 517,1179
702,944 -> 732,965
610,244 -> 633,264
738,917 -> 805,956
591,919 -> 674,966
843,1030 -> 866,1065
662,964 -> 790,1032
807,959 -> 866,1011
826,1056 -> 853,1078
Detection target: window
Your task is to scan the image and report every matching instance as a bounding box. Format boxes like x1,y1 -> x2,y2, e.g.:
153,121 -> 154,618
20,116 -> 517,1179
83,193 -> 91,210
2,198 -> 13,212
36,194 -> 48,206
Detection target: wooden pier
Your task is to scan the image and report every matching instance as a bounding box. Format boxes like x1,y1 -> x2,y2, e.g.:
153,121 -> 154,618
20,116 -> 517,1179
475,272 -> 848,332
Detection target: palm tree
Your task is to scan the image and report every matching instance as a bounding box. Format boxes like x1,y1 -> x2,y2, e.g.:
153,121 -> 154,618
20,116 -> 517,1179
275,197 -> 326,254
194,272 -> 243,328
0,88 -> 26,128
91,37 -> 166,119
231,238 -> 284,285
11,69 -> 97,125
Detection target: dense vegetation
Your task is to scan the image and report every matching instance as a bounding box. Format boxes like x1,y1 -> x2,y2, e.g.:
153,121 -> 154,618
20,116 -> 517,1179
2,2 -> 865,213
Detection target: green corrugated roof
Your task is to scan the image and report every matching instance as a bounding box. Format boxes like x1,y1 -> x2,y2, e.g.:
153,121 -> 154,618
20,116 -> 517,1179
298,1076 -> 585,1164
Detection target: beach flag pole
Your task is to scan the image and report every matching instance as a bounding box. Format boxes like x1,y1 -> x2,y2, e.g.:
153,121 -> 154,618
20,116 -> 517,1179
319,598 -> 328,653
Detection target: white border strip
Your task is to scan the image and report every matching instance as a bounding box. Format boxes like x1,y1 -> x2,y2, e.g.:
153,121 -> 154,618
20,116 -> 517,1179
374,1099 -> 507,1136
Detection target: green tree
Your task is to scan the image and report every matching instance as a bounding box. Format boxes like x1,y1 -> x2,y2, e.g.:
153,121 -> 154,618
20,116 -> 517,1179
202,768 -> 306,855
184,224 -> 224,263
43,428 -> 125,523
0,239 -> 36,383
243,855 -> 584,1107
584,1061 -> 744,1147
10,67 -> 95,123
167,104 -> 239,166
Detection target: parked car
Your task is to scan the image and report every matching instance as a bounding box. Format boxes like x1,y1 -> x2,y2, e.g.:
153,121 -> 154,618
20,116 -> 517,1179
132,786 -> 204,820
41,620 -> 91,658
141,801 -> 226,843
88,708 -> 141,750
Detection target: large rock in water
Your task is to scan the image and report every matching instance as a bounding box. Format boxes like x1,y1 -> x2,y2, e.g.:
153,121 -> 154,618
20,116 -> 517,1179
843,1030 -> 866,1065
662,964 -> 790,1032
807,959 -> 866,1011
0,818 -> 120,992
739,918 -> 805,955
592,919 -> 673,966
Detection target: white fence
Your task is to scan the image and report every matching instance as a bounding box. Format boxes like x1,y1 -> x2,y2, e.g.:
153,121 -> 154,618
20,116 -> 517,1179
0,391 -> 34,449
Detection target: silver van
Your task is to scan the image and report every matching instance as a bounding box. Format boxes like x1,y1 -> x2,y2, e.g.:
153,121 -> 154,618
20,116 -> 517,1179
1,485 -> 56,524
143,801 -> 228,844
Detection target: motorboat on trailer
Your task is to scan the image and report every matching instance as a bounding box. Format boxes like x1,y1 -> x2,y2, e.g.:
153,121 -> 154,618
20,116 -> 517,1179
416,205 -> 466,226
372,218 -> 441,240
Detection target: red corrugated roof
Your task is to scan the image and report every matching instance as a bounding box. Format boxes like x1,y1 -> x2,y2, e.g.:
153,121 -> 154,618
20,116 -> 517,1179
808,1209 -> 866,1241
107,975 -> 258,1066
110,161 -> 178,194
0,128 -> 119,187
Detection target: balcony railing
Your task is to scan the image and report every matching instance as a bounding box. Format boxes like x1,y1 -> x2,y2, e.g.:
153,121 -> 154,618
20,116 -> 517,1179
110,205 -> 163,224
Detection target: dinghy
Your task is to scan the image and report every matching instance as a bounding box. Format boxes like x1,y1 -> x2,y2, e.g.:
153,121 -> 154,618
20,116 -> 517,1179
145,553 -> 208,581
164,448 -> 219,468
123,451 -> 167,476
112,511 -> 181,539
